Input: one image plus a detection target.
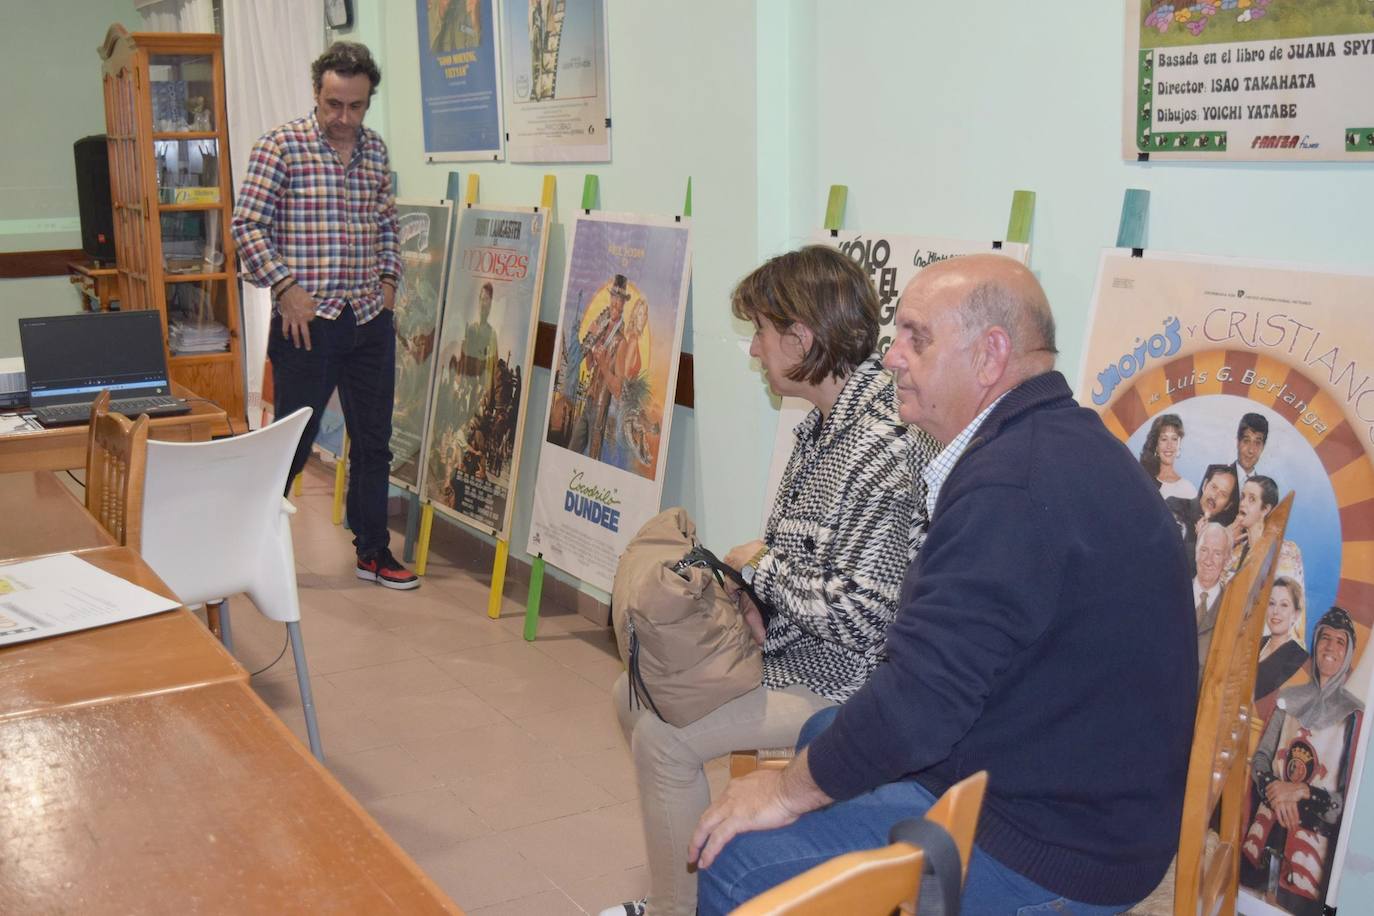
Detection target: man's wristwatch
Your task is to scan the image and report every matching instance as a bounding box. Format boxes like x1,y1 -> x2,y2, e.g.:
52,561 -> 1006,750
740,545 -> 769,587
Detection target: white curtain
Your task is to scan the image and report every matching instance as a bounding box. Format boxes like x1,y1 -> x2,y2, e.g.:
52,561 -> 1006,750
224,0 -> 323,428
136,0 -> 215,32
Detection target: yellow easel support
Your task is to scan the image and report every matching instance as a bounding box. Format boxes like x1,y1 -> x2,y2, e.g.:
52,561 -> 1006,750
292,473 -> 303,497
331,430 -> 348,525
487,537 -> 509,619
415,503 -> 434,575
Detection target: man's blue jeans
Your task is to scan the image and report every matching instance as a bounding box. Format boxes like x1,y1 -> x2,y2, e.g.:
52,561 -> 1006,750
268,306 -> 395,557
698,708 -> 1132,915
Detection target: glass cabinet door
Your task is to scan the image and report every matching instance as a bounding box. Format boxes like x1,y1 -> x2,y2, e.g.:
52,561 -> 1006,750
148,53 -> 216,133
154,139 -> 221,204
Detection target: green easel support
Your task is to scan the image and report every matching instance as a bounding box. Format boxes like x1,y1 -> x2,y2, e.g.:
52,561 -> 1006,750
581,174 -> 600,211
824,185 -> 847,234
1005,190 -> 1036,245
523,555 -> 545,641
445,170 -> 462,201
682,177 -> 692,219
1116,189 -> 1150,251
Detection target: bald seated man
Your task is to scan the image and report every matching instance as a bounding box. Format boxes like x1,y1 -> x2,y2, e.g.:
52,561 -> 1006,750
692,256 -> 1197,914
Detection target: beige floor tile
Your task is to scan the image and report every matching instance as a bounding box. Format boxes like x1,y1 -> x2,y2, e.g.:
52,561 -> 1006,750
467,665 -> 609,719
414,834 -> 554,911
449,759 -> 618,831
273,702 -> 396,758
325,743 -> 441,802
358,686 -> 507,744
326,656 -> 460,703
301,628 -> 423,676
516,700 -> 624,758
404,720 -> 548,780
363,786 -> 491,857
388,615 -> 522,656
566,653 -> 627,692
559,865 -> 652,916
565,747 -> 640,804
432,640 -> 568,688
530,626 -> 621,670
498,801 -> 647,887
468,888 -> 583,916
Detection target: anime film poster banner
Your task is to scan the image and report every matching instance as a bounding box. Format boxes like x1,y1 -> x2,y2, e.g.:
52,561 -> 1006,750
499,0 -> 610,162
527,212 -> 691,591
1079,249 -> 1374,915
389,199 -> 453,492
422,205 -> 549,539
1123,0 -> 1374,161
761,232 -> 1030,522
416,0 -> 504,160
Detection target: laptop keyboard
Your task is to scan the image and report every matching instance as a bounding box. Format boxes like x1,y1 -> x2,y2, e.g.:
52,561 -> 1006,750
33,396 -> 185,425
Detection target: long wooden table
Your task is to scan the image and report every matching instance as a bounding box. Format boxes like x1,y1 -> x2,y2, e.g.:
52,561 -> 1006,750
0,472 -> 461,913
0,381 -> 225,473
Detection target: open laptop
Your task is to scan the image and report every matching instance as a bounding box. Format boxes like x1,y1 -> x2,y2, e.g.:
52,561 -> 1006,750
18,311 -> 190,427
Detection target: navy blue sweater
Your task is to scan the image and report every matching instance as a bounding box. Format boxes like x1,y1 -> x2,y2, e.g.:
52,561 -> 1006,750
808,371 -> 1196,905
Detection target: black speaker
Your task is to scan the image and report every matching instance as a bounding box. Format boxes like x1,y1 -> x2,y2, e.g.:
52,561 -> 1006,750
74,134 -> 116,262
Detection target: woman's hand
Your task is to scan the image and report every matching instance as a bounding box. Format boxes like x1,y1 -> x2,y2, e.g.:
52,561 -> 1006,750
736,591 -> 766,646
724,539 -> 767,572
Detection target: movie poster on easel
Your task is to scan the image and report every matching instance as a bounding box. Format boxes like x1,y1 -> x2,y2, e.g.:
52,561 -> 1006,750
760,232 -> 1030,523
527,212 -> 691,591
1079,249 -> 1374,915
389,199 -> 453,492
417,0 -> 505,161
422,204 -> 549,539
498,0 -> 610,162
1123,0 -> 1374,161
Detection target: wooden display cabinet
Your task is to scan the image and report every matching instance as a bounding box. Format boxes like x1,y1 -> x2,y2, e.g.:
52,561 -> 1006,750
99,25 -> 243,434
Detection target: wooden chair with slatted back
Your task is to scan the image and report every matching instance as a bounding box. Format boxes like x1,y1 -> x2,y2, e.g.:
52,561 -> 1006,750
727,771 -> 988,916
85,389 -> 150,549
1129,493 -> 1294,916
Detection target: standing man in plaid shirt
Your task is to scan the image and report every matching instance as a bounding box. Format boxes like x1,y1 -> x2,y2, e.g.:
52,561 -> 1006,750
232,42 -> 418,589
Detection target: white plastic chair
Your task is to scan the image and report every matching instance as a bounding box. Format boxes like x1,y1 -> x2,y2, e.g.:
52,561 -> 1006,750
138,407 -> 323,760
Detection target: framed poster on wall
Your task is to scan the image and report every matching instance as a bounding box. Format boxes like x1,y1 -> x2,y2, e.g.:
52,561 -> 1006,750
417,0 -> 505,161
422,204 -> 549,538
526,211 -> 691,590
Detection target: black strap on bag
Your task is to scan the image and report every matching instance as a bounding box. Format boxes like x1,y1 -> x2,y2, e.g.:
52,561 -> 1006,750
888,817 -> 963,916
672,544 -> 771,621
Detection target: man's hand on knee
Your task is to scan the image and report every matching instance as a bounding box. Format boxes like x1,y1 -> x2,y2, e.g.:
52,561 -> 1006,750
690,749 -> 832,870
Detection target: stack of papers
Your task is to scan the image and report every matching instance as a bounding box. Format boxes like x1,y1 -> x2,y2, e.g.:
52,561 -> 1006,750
169,318 -> 230,353
0,553 -> 180,647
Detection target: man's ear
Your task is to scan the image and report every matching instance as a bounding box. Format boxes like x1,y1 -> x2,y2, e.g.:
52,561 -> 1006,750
974,326 -> 1013,387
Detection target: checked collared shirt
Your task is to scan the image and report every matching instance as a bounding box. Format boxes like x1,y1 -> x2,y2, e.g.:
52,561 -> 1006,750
922,394 -> 1007,522
231,112 -> 401,324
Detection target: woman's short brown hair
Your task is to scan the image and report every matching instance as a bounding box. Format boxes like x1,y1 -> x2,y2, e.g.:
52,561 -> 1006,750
730,245 -> 879,386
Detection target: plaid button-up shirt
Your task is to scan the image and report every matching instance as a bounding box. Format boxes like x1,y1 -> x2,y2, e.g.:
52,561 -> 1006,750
231,112 -> 401,325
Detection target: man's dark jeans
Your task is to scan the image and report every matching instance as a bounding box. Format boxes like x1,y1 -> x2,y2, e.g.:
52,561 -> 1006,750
269,307 -> 395,557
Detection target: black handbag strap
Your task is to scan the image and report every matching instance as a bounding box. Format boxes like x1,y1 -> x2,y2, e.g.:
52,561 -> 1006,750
888,816 -> 963,916
671,544 -> 770,618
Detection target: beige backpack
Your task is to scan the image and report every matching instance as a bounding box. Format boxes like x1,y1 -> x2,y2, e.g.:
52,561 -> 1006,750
611,507 -> 763,727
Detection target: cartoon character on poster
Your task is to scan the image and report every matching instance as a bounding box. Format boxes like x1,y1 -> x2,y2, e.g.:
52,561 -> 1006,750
546,272 -> 657,477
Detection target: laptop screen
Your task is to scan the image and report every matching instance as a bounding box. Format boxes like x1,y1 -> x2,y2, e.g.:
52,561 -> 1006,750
19,311 -> 172,406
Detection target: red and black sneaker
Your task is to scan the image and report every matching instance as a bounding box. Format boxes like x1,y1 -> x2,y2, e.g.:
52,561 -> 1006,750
356,548 -> 420,590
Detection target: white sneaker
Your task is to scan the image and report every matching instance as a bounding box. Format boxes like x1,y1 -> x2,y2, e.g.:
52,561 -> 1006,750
596,900 -> 646,916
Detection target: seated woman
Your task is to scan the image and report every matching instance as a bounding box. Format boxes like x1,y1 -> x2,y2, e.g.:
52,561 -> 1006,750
604,246 -> 938,916
1254,576 -> 1308,721
1139,413 -> 1196,500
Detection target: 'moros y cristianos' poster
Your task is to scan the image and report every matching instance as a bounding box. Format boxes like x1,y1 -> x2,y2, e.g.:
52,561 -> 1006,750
1080,248 -> 1374,915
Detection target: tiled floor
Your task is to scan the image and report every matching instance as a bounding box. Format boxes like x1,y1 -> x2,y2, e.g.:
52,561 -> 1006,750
223,459 -> 730,914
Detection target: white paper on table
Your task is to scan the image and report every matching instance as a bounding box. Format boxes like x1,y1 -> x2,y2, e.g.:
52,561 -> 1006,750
0,553 -> 180,647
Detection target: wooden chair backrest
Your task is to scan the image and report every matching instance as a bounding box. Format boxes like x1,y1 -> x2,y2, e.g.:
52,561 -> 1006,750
730,771 -> 988,916
85,390 -> 150,549
1172,493 -> 1292,916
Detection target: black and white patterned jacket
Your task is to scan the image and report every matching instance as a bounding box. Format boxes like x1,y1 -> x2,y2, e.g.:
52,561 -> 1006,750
754,356 -> 938,702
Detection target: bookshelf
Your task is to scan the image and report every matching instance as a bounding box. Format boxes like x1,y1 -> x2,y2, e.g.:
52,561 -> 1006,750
99,25 -> 243,434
